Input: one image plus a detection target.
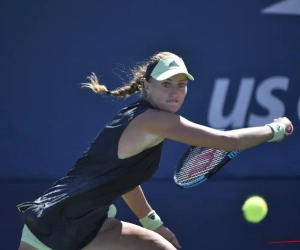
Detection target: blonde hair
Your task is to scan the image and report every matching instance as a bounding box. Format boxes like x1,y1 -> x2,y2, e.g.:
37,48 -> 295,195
80,52 -> 181,98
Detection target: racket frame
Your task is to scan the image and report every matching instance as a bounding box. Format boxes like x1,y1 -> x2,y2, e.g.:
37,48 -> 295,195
173,146 -> 242,188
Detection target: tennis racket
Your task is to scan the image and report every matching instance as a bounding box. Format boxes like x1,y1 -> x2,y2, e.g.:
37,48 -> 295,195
173,124 -> 294,188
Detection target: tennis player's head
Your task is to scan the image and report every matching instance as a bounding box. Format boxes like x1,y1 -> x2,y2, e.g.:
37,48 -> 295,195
81,52 -> 194,113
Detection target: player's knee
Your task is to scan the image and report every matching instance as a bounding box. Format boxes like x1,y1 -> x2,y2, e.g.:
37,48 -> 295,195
89,219 -> 177,250
121,222 -> 177,250
147,233 -> 177,250
150,239 -> 177,250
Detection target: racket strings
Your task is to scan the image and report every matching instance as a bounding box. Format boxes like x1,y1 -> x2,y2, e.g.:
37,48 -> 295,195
175,147 -> 228,184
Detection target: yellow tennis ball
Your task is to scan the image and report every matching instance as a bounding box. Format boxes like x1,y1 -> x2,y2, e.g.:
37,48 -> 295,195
242,196 -> 268,223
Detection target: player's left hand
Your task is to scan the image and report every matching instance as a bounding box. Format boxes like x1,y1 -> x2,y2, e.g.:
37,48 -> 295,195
154,225 -> 182,249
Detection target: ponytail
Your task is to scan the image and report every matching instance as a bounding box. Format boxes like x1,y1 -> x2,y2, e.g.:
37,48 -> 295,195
81,52 -> 181,98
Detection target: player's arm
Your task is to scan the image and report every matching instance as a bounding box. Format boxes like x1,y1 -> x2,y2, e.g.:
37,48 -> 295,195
135,109 -> 277,151
122,185 -> 181,248
121,185 -> 154,219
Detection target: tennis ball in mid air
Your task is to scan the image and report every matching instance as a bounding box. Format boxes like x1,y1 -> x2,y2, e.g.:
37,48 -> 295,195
242,196 -> 268,223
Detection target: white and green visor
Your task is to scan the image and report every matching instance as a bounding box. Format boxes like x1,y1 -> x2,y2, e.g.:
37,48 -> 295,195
149,56 -> 194,81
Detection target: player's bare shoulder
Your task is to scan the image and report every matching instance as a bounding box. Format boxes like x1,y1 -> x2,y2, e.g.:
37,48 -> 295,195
132,108 -> 180,133
117,109 -> 165,158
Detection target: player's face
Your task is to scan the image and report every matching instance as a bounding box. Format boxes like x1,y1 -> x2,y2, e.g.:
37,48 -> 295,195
145,73 -> 188,113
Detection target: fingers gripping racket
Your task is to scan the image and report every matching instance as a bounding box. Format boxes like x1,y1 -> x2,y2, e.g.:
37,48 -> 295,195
173,124 -> 294,189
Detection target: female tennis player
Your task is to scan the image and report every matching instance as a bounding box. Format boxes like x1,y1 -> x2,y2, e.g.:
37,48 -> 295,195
17,51 -> 293,250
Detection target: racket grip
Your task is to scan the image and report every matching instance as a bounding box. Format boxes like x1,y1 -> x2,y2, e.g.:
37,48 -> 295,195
285,123 -> 293,135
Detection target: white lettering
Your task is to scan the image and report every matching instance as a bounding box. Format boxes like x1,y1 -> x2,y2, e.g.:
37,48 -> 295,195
208,78 -> 255,128
248,76 -> 289,126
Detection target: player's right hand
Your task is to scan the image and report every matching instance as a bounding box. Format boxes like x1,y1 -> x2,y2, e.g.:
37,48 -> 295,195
272,117 -> 293,142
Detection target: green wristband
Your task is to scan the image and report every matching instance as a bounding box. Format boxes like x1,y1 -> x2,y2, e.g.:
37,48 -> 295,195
265,122 -> 285,142
139,210 -> 163,231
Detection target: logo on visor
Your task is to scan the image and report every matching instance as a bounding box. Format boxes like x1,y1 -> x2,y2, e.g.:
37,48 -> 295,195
169,60 -> 179,67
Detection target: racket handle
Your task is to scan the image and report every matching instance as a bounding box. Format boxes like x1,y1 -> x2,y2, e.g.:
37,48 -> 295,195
285,123 -> 293,135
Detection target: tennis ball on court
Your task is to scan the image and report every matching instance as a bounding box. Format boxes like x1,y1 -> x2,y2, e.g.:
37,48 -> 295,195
242,196 -> 268,223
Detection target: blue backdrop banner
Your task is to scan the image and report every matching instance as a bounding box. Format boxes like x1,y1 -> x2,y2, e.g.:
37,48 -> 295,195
1,0 -> 300,179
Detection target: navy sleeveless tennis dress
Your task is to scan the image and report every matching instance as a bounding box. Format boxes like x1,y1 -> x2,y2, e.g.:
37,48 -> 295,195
16,99 -> 163,250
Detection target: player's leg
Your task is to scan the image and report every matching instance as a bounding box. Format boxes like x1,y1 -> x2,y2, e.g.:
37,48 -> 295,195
18,218 -> 178,250
18,225 -> 51,250
83,218 -> 177,250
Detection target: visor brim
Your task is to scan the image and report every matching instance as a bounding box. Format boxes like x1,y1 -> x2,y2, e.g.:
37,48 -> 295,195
151,69 -> 194,81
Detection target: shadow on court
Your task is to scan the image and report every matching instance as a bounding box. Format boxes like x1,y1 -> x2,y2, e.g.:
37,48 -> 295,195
1,179 -> 299,250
